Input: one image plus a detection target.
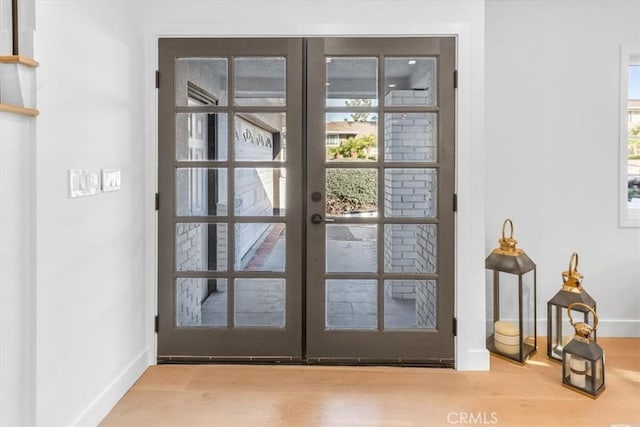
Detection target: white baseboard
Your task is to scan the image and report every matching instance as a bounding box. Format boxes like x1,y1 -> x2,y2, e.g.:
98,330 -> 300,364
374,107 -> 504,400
536,319 -> 640,338
456,348 -> 490,371
71,348 -> 149,427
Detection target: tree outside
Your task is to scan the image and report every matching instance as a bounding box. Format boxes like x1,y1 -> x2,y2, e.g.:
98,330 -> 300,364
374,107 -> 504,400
327,134 -> 376,160
344,99 -> 376,123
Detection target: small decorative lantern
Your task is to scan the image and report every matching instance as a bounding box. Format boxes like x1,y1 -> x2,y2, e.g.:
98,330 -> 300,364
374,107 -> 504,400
562,302 -> 605,398
547,253 -> 596,361
485,219 -> 537,363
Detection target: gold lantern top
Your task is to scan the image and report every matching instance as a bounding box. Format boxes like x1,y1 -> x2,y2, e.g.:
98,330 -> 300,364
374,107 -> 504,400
562,252 -> 584,293
491,219 -> 523,256
548,252 -> 595,310
486,219 -> 535,274
568,302 -> 598,343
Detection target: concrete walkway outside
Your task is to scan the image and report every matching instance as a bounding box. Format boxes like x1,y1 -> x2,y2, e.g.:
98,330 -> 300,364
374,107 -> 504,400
201,224 -> 429,329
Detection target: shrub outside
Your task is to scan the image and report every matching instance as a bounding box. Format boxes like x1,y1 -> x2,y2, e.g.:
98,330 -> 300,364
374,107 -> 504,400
326,168 -> 377,215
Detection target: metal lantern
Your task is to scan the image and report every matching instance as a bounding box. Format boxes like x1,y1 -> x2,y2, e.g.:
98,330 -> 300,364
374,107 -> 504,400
485,219 -> 537,363
547,253 -> 596,361
562,302 -> 605,398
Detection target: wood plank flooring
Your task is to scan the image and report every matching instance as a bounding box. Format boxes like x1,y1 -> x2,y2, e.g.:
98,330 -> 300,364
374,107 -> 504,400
101,338 -> 640,426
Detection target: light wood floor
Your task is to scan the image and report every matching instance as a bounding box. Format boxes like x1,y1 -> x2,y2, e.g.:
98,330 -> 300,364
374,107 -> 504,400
101,338 -> 640,426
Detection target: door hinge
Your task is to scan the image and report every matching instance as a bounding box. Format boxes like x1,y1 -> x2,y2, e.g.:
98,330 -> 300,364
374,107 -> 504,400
453,317 -> 457,336
453,70 -> 458,89
155,193 -> 159,211
155,315 -> 159,333
453,193 -> 457,212
155,70 -> 160,89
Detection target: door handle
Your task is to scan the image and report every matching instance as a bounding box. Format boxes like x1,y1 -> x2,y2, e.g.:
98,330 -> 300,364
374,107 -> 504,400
310,213 -> 335,224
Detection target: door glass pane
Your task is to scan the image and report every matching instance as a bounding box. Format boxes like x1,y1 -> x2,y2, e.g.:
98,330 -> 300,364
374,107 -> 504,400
234,113 -> 286,161
234,57 -> 285,106
175,223 -> 227,272
325,280 -> 377,329
384,168 -> 437,217
384,57 -> 436,106
326,168 -> 377,217
235,223 -> 285,272
384,113 -> 437,162
326,224 -> 377,273
175,58 -> 228,106
176,113 -> 228,161
176,278 -> 227,327
325,113 -> 378,162
326,57 -> 378,107
384,224 -> 437,273
176,168 -> 227,216
384,280 -> 436,329
234,279 -> 285,327
234,168 -> 286,216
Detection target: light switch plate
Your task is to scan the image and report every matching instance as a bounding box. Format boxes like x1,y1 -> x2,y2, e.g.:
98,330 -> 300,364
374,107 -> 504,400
69,169 -> 101,198
102,169 -> 121,192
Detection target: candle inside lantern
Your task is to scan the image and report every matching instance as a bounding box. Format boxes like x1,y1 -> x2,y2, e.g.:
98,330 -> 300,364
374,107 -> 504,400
494,320 -> 520,355
570,356 -> 587,388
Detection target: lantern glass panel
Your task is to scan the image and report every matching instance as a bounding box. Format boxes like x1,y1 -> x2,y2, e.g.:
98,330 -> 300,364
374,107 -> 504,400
594,358 -> 604,393
549,305 -> 592,361
521,270 -> 535,351
485,270 -> 494,340
485,268 -> 536,362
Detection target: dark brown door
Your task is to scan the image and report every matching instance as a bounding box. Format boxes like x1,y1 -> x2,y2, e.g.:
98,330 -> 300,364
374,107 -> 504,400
305,38 -> 456,364
157,38 -> 304,360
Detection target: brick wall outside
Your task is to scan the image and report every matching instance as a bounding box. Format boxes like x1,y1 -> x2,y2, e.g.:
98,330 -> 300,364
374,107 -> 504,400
383,89 -> 438,328
415,280 -> 437,328
176,278 -> 204,326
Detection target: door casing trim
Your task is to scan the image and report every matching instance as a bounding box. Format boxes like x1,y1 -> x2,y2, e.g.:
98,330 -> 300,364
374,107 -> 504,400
143,24 -> 488,371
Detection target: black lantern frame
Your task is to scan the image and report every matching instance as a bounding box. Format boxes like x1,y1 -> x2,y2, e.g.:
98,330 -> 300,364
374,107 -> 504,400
562,303 -> 605,398
547,253 -> 596,361
485,219 -> 537,364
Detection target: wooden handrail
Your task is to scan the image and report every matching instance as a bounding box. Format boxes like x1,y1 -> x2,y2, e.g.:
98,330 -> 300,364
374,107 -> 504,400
0,103 -> 39,116
0,55 -> 39,67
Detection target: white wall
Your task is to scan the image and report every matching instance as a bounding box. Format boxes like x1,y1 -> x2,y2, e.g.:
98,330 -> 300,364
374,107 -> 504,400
0,114 -> 36,427
34,1 -> 148,425
486,0 -> 640,336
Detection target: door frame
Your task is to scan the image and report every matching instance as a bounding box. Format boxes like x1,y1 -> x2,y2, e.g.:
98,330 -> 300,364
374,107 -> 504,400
156,37 -> 455,364
143,24 -> 489,371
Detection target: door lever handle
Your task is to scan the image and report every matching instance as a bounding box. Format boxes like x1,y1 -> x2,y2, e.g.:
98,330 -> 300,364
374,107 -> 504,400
310,213 -> 335,224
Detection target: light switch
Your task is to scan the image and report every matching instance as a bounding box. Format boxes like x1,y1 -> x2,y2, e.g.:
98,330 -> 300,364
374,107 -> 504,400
69,169 -> 101,198
102,169 -> 121,192
86,170 -> 101,194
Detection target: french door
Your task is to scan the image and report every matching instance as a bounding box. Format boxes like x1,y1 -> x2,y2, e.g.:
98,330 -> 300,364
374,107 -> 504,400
157,37 -> 455,365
